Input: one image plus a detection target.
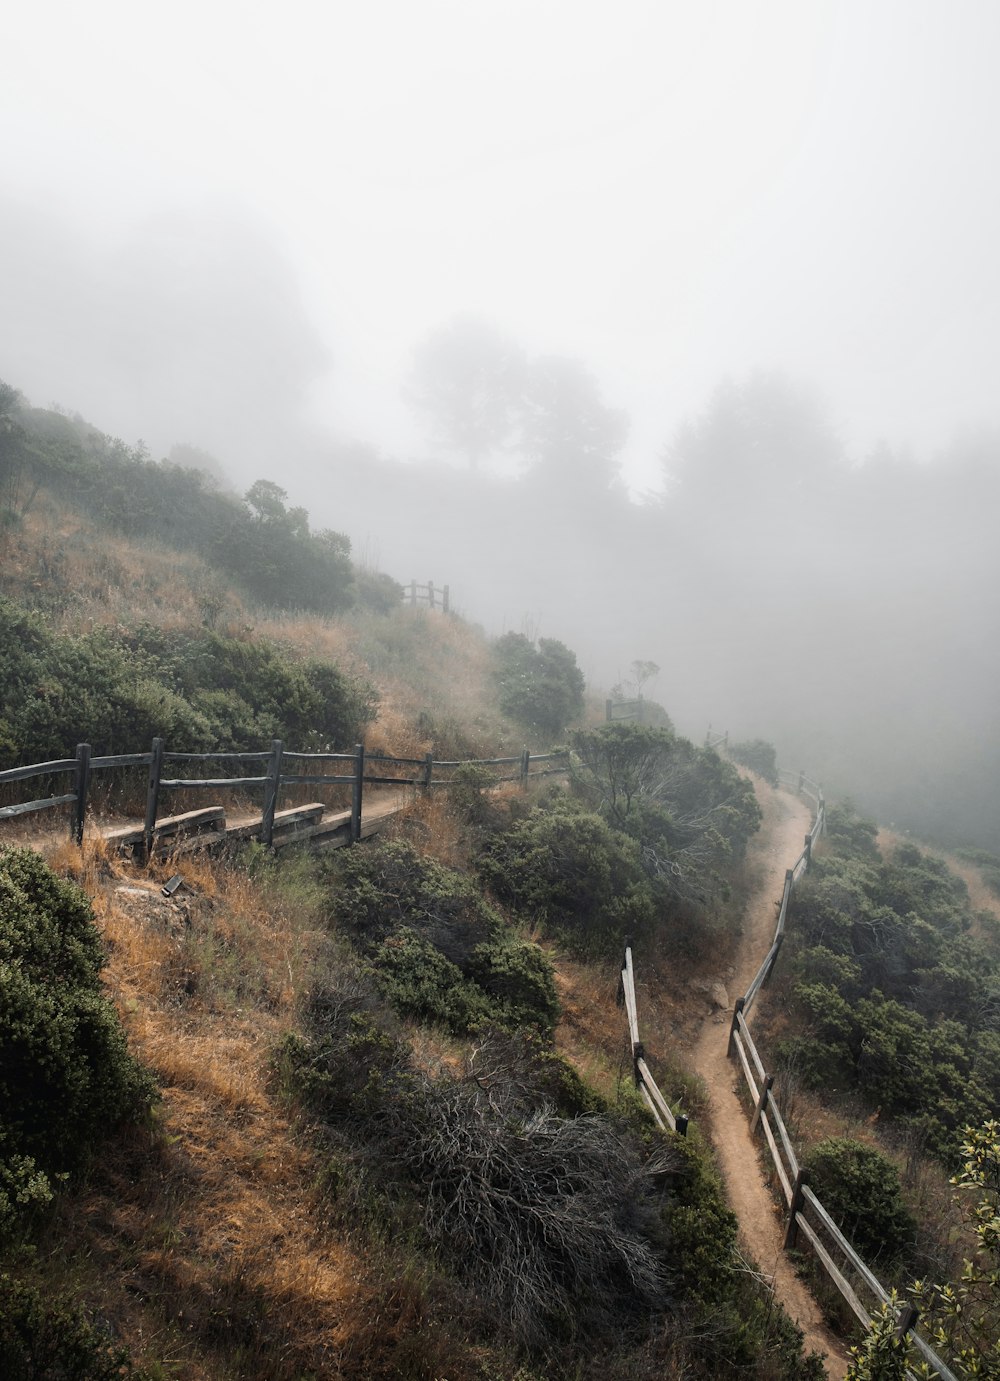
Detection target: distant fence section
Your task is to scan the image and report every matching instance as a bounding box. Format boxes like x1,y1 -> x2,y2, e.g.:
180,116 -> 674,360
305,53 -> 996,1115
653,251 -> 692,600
722,758 -> 956,1380
0,740 -> 569,859
403,579 -> 449,612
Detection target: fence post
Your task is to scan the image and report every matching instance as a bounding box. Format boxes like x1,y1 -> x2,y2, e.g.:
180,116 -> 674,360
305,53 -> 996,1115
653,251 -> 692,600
71,743 -> 91,845
442,584 -> 449,614
351,743 -> 365,843
260,739 -> 284,846
606,699 -> 614,723
761,932 -> 784,986
803,832 -> 812,871
797,769 -> 805,794
750,1073 -> 774,1134
784,1168 -> 809,1249
409,580 -> 417,607
423,752 -> 434,793
520,747 -> 530,785
727,996 -> 745,1059
143,737 -> 164,862
818,794 -> 826,834
894,1303 -> 918,1342
427,579 -> 436,609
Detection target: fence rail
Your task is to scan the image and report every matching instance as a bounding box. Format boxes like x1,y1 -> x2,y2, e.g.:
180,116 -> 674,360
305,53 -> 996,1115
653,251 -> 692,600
727,768 -> 956,1380
0,739 -> 571,856
403,579 -> 449,612
620,945 -> 688,1137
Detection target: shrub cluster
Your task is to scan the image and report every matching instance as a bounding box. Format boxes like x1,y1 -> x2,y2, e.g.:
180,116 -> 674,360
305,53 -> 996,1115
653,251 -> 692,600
0,599 -> 377,766
491,632 -> 585,738
11,402 -> 368,614
777,809 -> 1000,1157
0,847 -> 155,1235
477,796 -> 655,957
325,840 -> 558,1032
727,737 -> 779,786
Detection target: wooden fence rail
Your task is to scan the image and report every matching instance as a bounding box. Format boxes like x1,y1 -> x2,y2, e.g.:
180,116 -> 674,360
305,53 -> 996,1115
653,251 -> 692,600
0,739 -> 571,856
403,579 -> 449,612
725,763 -> 956,1380
620,945 -> 688,1137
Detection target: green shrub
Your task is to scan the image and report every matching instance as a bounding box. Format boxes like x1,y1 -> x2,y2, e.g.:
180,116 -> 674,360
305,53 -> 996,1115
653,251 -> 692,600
803,1138 -> 916,1265
0,1274 -> 148,1380
468,935 -> 559,1030
371,929 -> 493,1033
492,632 -> 585,738
727,738 -> 779,786
477,797 -> 655,957
326,841 -> 559,1031
0,848 -> 155,1235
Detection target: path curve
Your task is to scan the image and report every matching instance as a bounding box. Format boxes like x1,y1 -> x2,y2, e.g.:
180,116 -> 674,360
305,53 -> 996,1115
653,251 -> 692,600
689,782 -> 850,1378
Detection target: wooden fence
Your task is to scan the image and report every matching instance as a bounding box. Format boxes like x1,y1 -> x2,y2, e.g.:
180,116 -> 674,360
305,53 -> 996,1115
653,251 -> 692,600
0,740 -> 570,858
727,766 -> 956,1380
620,944 -> 688,1136
704,726 -> 729,751
403,579 -> 449,612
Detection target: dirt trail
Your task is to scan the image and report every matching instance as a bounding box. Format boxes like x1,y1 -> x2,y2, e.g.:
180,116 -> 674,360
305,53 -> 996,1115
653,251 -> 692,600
689,783 -> 850,1378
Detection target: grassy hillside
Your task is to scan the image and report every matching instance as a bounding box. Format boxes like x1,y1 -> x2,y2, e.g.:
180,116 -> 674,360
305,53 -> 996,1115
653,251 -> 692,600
0,426 -> 833,1378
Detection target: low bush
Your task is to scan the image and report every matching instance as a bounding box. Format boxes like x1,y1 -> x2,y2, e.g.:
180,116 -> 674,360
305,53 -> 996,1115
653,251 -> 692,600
326,840 -> 558,1031
0,847 -> 155,1236
727,738 -> 779,786
802,1138 -> 916,1266
476,797 -> 655,957
0,1274 -> 148,1380
492,632 -> 585,738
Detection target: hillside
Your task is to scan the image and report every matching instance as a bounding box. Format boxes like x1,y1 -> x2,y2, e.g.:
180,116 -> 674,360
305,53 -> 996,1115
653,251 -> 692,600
6,407 -> 1000,1380
0,435 -> 833,1378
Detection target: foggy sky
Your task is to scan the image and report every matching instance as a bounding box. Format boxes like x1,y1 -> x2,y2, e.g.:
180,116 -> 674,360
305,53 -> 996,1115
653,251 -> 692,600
4,1 -> 1000,489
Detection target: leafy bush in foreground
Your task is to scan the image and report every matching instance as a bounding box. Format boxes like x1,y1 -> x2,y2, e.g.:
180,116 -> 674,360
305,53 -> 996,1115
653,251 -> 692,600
0,847 -> 155,1235
0,1274 -> 148,1380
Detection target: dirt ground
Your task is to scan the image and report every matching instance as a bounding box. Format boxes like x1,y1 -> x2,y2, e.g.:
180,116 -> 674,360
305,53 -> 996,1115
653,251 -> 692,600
688,782 -> 851,1379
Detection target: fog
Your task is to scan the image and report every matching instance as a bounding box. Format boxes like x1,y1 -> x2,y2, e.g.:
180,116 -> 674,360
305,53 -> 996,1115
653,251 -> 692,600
3,1 -> 1000,850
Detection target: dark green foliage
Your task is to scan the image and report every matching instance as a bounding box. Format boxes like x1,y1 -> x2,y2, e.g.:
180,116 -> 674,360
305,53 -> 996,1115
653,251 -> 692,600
0,1274 -> 148,1380
0,599 -> 377,765
824,803 -> 880,861
663,1137 -> 826,1378
477,796 -> 656,957
352,566 -> 404,614
727,738 -> 779,786
371,929 -> 493,1033
779,811 -> 1000,1158
492,632 -> 585,737
568,724 -> 761,943
326,840 -> 558,1031
0,848 -> 155,1235
803,1139 -> 916,1264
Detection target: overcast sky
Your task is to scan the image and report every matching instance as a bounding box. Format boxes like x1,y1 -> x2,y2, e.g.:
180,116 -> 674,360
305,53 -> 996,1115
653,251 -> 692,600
3,0 -> 999,492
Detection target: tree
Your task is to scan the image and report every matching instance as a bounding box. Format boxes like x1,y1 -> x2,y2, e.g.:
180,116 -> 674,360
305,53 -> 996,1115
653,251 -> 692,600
492,632 -> 585,737
520,354 -> 628,491
664,372 -> 840,519
405,315 -> 525,470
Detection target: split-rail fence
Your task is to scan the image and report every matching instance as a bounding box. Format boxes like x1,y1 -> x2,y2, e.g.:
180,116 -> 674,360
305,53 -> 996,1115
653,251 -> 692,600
724,766 -> 956,1380
0,740 -> 568,860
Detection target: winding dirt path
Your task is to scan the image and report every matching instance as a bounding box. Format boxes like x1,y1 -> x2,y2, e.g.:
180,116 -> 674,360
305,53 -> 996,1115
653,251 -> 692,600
689,782 -> 850,1378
